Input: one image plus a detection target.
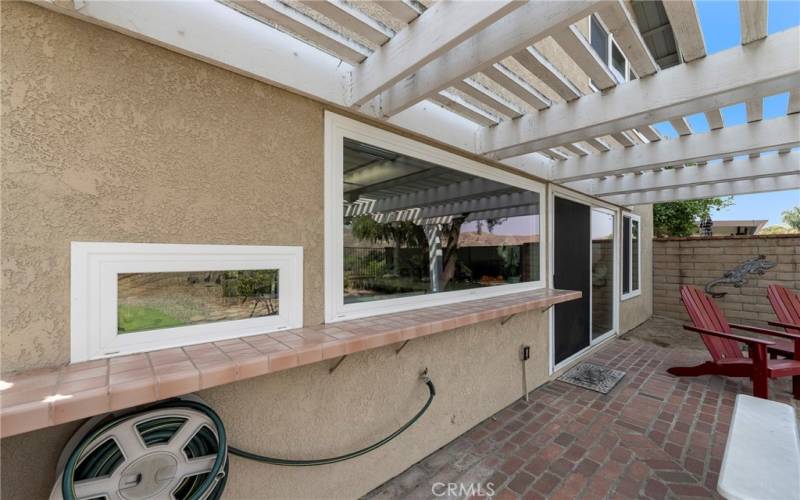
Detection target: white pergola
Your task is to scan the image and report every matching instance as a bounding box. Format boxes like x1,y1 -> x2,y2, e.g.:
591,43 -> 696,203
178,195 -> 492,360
37,0 -> 800,205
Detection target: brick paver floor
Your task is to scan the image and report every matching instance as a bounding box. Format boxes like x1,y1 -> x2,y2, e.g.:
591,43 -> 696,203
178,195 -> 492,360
365,329 -> 799,499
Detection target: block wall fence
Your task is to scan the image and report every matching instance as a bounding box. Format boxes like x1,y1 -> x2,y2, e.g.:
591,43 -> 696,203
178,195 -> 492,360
653,235 -> 800,326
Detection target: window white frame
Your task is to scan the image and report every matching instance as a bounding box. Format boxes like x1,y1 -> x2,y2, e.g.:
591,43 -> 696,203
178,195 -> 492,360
70,242 -> 303,362
547,186 -> 620,374
324,112 -> 546,322
621,213 -> 642,300
589,14 -> 630,84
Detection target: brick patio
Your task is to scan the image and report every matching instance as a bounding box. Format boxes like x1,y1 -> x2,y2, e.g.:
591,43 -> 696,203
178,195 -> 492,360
366,325 -> 800,499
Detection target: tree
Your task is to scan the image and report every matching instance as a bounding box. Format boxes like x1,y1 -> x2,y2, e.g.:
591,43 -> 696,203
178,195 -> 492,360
653,197 -> 733,237
782,206 -> 800,231
759,225 -> 799,235
350,215 -> 428,275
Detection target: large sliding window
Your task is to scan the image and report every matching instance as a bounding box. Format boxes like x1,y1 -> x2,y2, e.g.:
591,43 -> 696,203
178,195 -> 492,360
622,213 -> 641,299
325,113 -> 544,322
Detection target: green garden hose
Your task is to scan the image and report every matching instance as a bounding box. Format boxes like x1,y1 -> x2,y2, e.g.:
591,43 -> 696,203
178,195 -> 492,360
56,374 -> 435,499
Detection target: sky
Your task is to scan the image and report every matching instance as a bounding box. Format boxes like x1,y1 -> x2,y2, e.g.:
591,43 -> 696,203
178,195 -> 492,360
650,0 -> 800,226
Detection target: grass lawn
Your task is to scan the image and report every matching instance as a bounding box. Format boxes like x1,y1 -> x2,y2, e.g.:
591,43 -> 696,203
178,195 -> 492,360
118,304 -> 186,333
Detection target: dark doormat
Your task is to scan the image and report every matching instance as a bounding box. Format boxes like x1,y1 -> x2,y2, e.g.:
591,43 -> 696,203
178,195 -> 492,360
558,362 -> 626,394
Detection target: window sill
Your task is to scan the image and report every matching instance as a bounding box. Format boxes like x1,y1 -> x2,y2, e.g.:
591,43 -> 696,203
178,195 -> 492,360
621,290 -> 642,301
0,288 -> 580,438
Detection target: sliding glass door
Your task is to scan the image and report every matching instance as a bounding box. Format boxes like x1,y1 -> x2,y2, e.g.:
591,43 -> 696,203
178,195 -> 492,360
591,209 -> 615,341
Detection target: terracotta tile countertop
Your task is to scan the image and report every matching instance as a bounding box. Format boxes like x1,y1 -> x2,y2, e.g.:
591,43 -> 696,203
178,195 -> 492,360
0,288 -> 580,438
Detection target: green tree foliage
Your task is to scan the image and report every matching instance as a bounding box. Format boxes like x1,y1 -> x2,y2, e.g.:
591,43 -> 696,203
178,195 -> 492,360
349,215 -> 428,248
653,197 -> 732,237
782,206 -> 800,231
759,225 -> 799,235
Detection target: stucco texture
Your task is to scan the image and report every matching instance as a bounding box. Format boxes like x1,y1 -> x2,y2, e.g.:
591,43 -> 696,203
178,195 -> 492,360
1,1 -> 325,372
620,204 -> 654,333
1,3 -> 555,499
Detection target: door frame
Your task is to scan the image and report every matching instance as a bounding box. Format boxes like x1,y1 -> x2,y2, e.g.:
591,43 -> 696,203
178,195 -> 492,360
548,187 -> 621,374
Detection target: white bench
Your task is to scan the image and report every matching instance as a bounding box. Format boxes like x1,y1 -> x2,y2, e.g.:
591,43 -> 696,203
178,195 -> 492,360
718,395 -> 800,500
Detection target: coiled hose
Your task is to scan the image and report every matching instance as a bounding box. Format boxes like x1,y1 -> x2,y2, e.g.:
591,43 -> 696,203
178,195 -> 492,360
60,374 -> 435,500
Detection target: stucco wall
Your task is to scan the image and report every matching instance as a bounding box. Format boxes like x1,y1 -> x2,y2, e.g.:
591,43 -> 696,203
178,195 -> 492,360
620,205 -> 654,333
1,3 -> 556,499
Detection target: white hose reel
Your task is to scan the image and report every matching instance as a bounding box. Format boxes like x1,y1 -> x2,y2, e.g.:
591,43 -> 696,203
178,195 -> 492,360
50,398 -> 227,500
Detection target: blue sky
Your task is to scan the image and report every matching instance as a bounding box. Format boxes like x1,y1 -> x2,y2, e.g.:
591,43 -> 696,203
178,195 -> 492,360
650,0 -> 800,226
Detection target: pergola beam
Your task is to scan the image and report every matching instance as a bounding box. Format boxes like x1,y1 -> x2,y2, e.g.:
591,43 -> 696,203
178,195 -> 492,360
351,0 -> 525,106
298,0 -> 393,46
480,27 -> 800,159
452,80 -> 523,119
604,173 -> 800,205
482,65 -> 551,110
550,114 -> 800,182
512,47 -> 582,101
551,25 -> 617,90
429,92 -> 499,127
670,117 -> 693,136
746,97 -> 763,122
378,0 -> 601,116
568,152 -> 800,196
595,0 -> 659,77
373,1 -> 420,24
705,109 -> 725,130
739,0 -> 768,45
662,0 -> 706,62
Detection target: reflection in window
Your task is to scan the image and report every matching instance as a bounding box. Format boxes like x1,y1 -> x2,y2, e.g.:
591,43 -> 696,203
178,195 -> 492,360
342,138 -> 541,304
610,42 -> 626,81
117,270 -> 278,333
632,219 -> 640,291
622,214 -> 641,297
592,210 -> 614,339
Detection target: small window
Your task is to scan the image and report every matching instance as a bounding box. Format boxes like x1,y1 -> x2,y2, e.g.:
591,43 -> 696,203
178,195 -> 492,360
71,242 -> 303,362
610,41 -> 627,82
590,15 -> 608,64
622,214 -> 641,299
325,113 -> 545,322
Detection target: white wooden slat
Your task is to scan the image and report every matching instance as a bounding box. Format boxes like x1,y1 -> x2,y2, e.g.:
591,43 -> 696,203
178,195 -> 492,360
501,153 -> 554,179
638,125 -> 662,142
585,137 -> 610,152
603,173 -> 800,205
298,0 -> 393,46
226,0 -> 370,65
705,109 -> 725,130
544,148 -> 570,160
511,47 -> 582,101
480,27 -> 800,158
452,80 -> 524,119
482,64 -> 551,111
374,0 -> 420,24
789,89 -> 800,114
670,117 -> 693,136
739,0 -> 768,45
429,92 -> 500,127
551,24 -> 617,90
746,97 -> 763,122
595,0 -> 659,76
568,152 -> 799,196
551,114 -> 800,182
351,0 -> 525,106
661,0 -> 707,62
379,1 -> 602,116
562,143 -> 590,157
611,131 -> 635,147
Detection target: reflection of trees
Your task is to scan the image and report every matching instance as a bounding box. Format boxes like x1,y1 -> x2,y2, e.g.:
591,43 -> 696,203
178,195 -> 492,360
350,215 -> 428,275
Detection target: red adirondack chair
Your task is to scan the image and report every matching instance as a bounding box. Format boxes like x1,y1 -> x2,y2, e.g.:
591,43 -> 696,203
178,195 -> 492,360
767,284 -> 800,358
667,286 -> 800,400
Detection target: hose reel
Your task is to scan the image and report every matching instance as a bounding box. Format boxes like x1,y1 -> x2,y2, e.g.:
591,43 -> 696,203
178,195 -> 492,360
51,373 -> 435,500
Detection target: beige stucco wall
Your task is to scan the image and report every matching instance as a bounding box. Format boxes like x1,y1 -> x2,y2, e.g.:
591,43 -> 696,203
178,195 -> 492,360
620,205 -> 654,333
1,3 -> 558,499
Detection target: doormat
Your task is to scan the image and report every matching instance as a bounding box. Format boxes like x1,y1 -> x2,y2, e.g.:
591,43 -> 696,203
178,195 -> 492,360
557,363 -> 626,394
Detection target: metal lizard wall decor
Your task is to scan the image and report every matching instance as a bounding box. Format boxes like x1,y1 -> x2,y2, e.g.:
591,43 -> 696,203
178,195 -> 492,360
704,254 -> 776,298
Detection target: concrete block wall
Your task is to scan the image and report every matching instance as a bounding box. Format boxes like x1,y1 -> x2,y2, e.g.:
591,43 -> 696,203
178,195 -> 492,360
653,235 -> 800,326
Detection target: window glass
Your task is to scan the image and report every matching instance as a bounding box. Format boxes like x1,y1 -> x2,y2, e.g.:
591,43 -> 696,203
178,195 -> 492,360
610,41 -> 626,81
343,138 -> 541,305
591,210 -> 614,338
632,219 -> 640,291
590,15 -> 608,63
622,216 -> 631,294
118,270 -> 278,334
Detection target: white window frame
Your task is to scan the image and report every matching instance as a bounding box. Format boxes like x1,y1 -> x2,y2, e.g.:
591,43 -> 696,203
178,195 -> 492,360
621,213 -> 641,300
70,242 -> 303,362
324,112 -> 546,323
589,14 -> 630,84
